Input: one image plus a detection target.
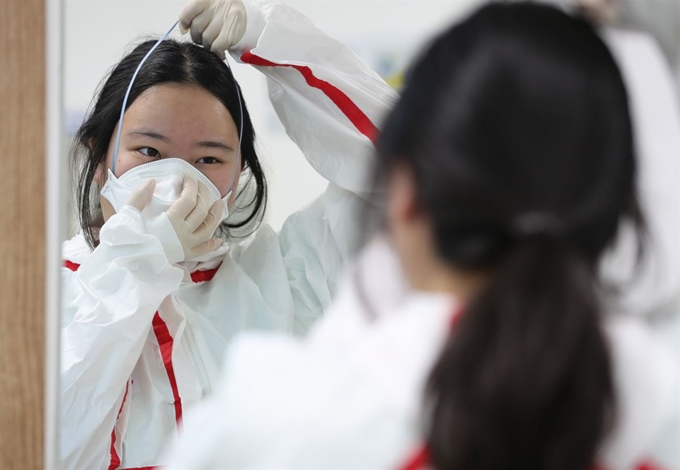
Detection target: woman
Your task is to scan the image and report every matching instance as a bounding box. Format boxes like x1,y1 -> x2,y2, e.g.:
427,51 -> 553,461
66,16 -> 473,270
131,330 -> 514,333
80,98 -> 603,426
165,3 -> 680,469
60,0 -> 396,468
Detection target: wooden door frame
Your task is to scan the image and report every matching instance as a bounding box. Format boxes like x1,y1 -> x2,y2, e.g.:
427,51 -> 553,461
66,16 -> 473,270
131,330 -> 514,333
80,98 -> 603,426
0,0 -> 45,468
0,0 -> 62,468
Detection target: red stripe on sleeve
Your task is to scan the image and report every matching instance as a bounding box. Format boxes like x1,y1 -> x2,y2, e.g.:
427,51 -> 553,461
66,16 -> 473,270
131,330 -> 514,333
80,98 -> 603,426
240,51 -> 379,141
107,430 -> 121,469
64,260 -> 80,272
107,381 -> 130,470
152,313 -> 183,425
190,266 -> 219,283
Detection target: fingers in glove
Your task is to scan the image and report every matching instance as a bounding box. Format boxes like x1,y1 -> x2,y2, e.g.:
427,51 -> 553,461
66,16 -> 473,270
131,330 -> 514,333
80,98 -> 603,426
188,237 -> 223,259
193,199 -> 225,240
211,7 -> 246,55
179,0 -> 211,34
210,29 -> 233,59
201,15 -> 224,52
190,7 -> 214,45
168,174 -> 199,220
184,181 -> 213,231
126,179 -> 156,212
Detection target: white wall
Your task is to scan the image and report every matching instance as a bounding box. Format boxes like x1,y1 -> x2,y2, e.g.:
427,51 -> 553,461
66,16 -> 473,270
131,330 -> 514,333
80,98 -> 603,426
64,0 -> 482,231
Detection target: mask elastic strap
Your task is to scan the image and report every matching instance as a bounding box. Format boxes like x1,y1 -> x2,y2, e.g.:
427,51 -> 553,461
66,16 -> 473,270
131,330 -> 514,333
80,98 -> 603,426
227,74 -> 244,197
111,21 -> 244,200
111,21 -> 178,175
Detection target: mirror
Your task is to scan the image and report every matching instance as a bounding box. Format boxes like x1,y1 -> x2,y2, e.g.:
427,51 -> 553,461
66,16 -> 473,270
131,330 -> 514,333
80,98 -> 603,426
55,0 -> 491,468
51,0 -> 680,469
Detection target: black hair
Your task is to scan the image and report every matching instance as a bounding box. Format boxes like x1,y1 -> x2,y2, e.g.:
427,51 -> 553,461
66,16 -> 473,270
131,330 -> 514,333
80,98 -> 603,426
72,39 -> 267,248
375,3 -> 642,469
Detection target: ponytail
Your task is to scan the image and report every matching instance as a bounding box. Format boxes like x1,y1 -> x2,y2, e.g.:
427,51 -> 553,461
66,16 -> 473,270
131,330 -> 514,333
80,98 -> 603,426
426,237 -> 615,470
372,3 -> 637,467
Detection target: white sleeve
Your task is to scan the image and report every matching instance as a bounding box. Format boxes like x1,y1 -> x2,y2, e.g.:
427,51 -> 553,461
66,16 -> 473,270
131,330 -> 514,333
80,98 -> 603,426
232,0 -> 398,197
230,1 -> 397,334
278,185 -> 371,335
60,206 -> 184,470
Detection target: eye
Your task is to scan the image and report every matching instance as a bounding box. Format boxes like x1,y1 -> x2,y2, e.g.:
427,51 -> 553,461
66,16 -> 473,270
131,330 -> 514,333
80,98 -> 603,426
137,147 -> 160,158
196,157 -> 221,164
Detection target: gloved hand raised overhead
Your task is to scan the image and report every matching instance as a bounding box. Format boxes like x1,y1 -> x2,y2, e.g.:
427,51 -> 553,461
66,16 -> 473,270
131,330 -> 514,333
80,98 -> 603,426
179,0 -> 247,60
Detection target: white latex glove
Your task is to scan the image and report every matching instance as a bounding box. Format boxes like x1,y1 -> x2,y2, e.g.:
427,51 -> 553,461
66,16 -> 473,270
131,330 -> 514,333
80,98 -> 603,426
179,0 -> 247,60
126,177 -> 224,263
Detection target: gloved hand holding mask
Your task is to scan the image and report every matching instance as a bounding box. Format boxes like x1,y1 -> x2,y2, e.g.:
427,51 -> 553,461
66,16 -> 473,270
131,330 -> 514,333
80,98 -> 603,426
101,158 -> 229,264
179,0 -> 247,60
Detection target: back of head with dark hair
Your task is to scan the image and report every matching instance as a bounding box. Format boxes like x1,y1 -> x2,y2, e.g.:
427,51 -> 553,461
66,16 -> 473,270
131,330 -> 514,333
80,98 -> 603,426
375,3 -> 642,469
72,39 -> 267,248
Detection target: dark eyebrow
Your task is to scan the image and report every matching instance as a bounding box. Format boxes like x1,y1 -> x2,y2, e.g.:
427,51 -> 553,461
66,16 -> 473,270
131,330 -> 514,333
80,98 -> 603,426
126,129 -> 234,152
126,130 -> 171,143
195,140 -> 235,152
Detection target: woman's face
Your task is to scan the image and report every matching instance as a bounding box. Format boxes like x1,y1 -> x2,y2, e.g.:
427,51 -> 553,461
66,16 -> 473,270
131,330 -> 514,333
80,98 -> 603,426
100,83 -> 241,205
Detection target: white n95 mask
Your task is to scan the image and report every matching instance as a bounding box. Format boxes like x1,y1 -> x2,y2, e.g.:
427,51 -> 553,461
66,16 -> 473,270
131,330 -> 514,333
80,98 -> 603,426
100,158 -> 232,228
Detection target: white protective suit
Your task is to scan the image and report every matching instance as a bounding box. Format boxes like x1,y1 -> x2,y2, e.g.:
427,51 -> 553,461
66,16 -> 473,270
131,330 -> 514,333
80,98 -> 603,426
164,28 -> 680,470
60,1 -> 397,469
